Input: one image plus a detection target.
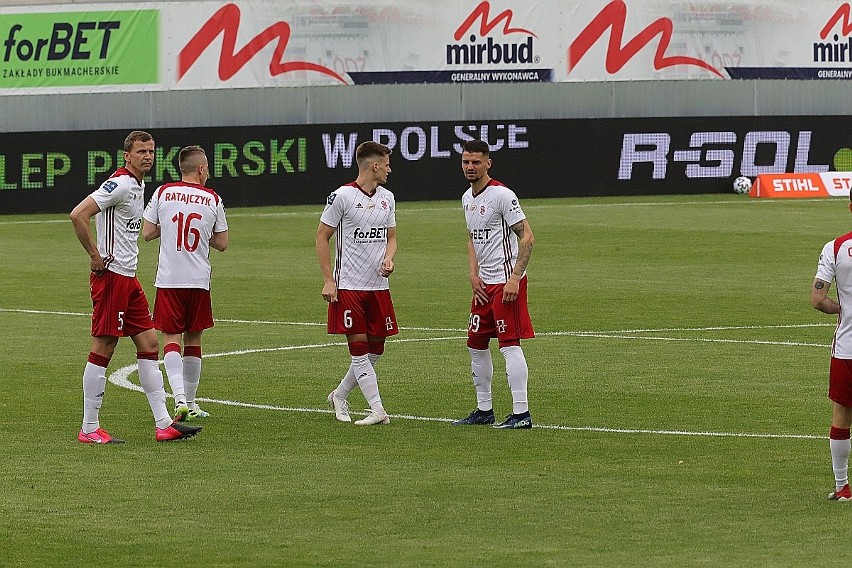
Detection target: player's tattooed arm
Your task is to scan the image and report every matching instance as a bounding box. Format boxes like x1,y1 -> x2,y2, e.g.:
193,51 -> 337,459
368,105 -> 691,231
812,278 -> 840,315
510,220 -> 535,278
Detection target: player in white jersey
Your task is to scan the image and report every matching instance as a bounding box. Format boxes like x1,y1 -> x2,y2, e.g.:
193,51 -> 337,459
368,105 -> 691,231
143,146 -> 229,422
813,213 -> 852,500
452,139 -> 535,430
317,141 -> 398,426
70,130 -> 201,444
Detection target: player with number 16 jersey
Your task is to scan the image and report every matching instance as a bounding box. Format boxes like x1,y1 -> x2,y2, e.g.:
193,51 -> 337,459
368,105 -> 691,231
143,180 -> 228,291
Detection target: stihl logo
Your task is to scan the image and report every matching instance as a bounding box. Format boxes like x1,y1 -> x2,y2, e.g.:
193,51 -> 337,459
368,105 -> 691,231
568,0 -> 723,78
447,1 -> 539,66
814,3 -> 852,63
178,3 -> 346,83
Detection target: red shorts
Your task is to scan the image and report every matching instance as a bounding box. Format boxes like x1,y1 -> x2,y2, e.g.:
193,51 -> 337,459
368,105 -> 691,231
153,288 -> 214,334
830,357 -> 852,407
468,277 -> 534,343
90,270 -> 154,338
327,289 -> 398,337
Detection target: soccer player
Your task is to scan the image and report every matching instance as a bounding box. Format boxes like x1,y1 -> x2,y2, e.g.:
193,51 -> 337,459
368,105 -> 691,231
317,141 -> 398,426
813,203 -> 852,500
142,145 -> 228,421
70,130 -> 201,443
452,139 -> 535,429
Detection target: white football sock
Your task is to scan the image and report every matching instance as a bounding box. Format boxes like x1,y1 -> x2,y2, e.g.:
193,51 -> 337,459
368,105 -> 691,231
337,353 -> 381,399
500,345 -> 529,415
163,350 -> 186,406
183,356 -> 202,408
81,362 -> 107,433
831,437 -> 851,490
137,358 -> 172,429
468,347 -> 493,411
352,354 -> 384,412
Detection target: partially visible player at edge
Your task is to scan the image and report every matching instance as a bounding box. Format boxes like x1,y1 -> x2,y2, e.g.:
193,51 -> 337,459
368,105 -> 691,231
813,194 -> 852,500
142,145 -> 228,422
452,139 -> 535,429
317,141 -> 398,426
69,130 -> 201,443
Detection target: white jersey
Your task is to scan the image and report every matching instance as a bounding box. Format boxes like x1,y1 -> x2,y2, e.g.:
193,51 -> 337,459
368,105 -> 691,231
817,232 -> 852,358
89,167 -> 145,277
320,182 -> 395,291
143,181 -> 228,290
463,179 -> 526,284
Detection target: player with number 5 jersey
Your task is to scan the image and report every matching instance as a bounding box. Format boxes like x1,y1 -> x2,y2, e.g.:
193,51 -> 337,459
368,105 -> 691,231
317,141 -> 398,426
143,145 -> 228,422
71,131 -> 202,443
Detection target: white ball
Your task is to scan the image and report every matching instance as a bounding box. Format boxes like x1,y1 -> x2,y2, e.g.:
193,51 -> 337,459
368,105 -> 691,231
733,176 -> 752,194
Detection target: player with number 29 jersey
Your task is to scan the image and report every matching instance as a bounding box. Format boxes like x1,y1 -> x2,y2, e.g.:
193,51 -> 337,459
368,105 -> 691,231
143,182 -> 228,290
463,179 -> 526,285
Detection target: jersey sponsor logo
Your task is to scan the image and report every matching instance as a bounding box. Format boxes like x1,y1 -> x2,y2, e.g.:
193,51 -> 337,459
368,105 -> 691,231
470,228 -> 492,241
352,226 -> 387,241
101,180 -> 118,193
126,218 -> 141,232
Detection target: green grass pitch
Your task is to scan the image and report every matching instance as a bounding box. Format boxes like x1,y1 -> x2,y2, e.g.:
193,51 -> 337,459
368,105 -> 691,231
1,194 -> 850,567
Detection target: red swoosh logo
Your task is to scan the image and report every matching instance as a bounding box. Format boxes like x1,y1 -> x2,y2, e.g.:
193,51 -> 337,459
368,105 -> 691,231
820,3 -> 852,38
178,3 -> 346,83
454,1 -> 538,41
568,0 -> 723,78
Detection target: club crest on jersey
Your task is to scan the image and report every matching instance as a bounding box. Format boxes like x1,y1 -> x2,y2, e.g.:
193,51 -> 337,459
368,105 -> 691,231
480,205 -> 486,216
381,200 -> 388,210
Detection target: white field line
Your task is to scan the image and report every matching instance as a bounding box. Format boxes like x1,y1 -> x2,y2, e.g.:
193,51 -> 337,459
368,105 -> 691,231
106,357 -> 824,440
1,306 -> 831,439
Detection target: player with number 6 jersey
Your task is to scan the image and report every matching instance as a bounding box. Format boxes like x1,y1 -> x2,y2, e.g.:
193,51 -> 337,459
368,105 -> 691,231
317,141 -> 398,426
143,145 -> 228,422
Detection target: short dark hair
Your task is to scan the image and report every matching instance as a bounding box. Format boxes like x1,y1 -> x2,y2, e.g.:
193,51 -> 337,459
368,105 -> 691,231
124,130 -> 153,151
178,145 -> 207,174
463,139 -> 490,156
356,141 -> 392,167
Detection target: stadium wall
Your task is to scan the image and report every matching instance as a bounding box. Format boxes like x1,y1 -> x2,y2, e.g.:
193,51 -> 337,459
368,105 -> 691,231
1,1 -> 851,212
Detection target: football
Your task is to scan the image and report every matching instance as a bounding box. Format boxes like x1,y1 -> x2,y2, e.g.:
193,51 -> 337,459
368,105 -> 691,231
733,176 -> 752,194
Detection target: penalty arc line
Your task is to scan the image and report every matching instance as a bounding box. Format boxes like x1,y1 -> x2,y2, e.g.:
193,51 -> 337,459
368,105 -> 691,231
106,342 -> 826,441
